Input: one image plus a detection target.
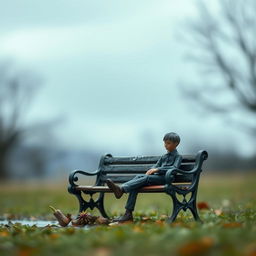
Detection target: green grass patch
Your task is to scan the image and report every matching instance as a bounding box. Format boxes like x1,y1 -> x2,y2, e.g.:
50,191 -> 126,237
0,172 -> 256,256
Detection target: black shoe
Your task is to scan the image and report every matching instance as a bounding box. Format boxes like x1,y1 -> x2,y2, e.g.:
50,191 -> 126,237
112,209 -> 133,223
106,179 -> 124,199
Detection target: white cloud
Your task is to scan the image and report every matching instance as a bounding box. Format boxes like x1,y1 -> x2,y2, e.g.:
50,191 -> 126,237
0,0 -> 254,156
0,0 -> 196,61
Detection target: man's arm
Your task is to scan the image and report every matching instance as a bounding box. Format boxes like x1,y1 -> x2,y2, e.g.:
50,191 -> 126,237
150,156 -> 163,169
156,155 -> 183,175
146,156 -> 163,175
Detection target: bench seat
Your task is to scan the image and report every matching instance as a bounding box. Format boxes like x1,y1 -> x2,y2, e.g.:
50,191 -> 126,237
75,183 -> 192,193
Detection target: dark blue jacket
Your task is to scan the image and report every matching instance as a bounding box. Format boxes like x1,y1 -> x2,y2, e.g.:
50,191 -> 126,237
150,148 -> 183,175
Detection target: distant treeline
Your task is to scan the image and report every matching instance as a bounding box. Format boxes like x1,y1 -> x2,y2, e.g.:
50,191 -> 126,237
200,150 -> 256,172
5,144 -> 255,181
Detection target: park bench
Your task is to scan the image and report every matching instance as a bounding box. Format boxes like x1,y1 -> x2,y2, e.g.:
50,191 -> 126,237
68,149 -> 208,223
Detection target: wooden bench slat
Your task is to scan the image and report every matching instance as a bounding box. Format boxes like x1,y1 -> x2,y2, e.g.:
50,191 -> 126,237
75,183 -> 191,192
103,155 -> 196,165
102,165 -> 153,173
99,174 -> 192,183
101,163 -> 195,174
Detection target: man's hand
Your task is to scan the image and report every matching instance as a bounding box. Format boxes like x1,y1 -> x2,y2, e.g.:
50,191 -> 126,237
146,168 -> 159,175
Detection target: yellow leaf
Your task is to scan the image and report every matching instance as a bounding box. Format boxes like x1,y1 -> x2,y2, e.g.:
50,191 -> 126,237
0,231 -> 9,237
93,247 -> 112,256
222,222 -> 243,228
49,233 -> 60,239
133,226 -> 144,233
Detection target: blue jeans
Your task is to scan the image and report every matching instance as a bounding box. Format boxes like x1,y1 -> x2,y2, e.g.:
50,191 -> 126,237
120,174 -> 166,211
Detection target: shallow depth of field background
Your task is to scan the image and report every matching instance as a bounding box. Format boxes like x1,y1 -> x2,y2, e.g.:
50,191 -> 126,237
0,0 -> 255,256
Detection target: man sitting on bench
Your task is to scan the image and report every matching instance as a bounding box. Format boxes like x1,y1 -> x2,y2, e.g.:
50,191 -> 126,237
106,132 -> 183,222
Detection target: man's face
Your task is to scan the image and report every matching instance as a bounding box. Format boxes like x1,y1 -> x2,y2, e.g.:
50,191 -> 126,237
164,140 -> 178,152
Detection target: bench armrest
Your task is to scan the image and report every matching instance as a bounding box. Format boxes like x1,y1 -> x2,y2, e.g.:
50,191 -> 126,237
69,169 -> 101,186
165,167 -> 183,184
165,150 -> 208,184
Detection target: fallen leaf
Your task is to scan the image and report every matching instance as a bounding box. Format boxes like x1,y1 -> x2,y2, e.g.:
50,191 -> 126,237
133,226 -> 144,233
92,247 -> 112,256
160,214 -> 168,220
17,246 -> 38,256
222,222 -> 243,228
214,209 -> 223,216
177,236 -> 215,256
49,233 -> 60,239
155,219 -> 165,226
142,216 -> 151,221
244,242 -> 256,256
0,231 -> 9,237
170,222 -> 189,228
197,202 -> 210,210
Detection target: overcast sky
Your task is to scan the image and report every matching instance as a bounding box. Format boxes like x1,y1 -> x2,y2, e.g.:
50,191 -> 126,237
0,0 -> 254,157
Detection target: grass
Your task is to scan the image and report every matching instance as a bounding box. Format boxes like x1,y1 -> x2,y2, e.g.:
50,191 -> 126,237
0,171 -> 256,256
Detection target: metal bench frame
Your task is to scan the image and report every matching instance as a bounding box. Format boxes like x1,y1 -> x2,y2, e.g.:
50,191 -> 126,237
68,149 -> 208,223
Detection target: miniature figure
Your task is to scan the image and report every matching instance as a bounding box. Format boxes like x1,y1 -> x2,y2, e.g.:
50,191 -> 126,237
105,132 -> 183,222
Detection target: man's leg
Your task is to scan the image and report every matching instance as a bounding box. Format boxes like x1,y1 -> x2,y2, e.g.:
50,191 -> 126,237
121,174 -> 150,192
112,174 -> 166,222
125,190 -> 139,211
123,174 -> 166,211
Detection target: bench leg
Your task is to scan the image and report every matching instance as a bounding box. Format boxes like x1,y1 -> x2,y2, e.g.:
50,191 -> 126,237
72,190 -> 88,214
97,192 -> 109,219
165,189 -> 203,224
188,195 -> 203,223
68,186 -> 110,219
166,192 -> 184,223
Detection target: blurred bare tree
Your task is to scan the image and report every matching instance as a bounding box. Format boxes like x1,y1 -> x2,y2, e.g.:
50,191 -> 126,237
181,0 -> 256,138
0,60 -> 60,180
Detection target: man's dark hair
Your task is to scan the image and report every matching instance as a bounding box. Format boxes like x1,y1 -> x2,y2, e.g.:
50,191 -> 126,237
163,132 -> 180,145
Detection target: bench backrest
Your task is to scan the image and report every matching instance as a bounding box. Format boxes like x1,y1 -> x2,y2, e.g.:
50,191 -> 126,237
95,150 -> 208,185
